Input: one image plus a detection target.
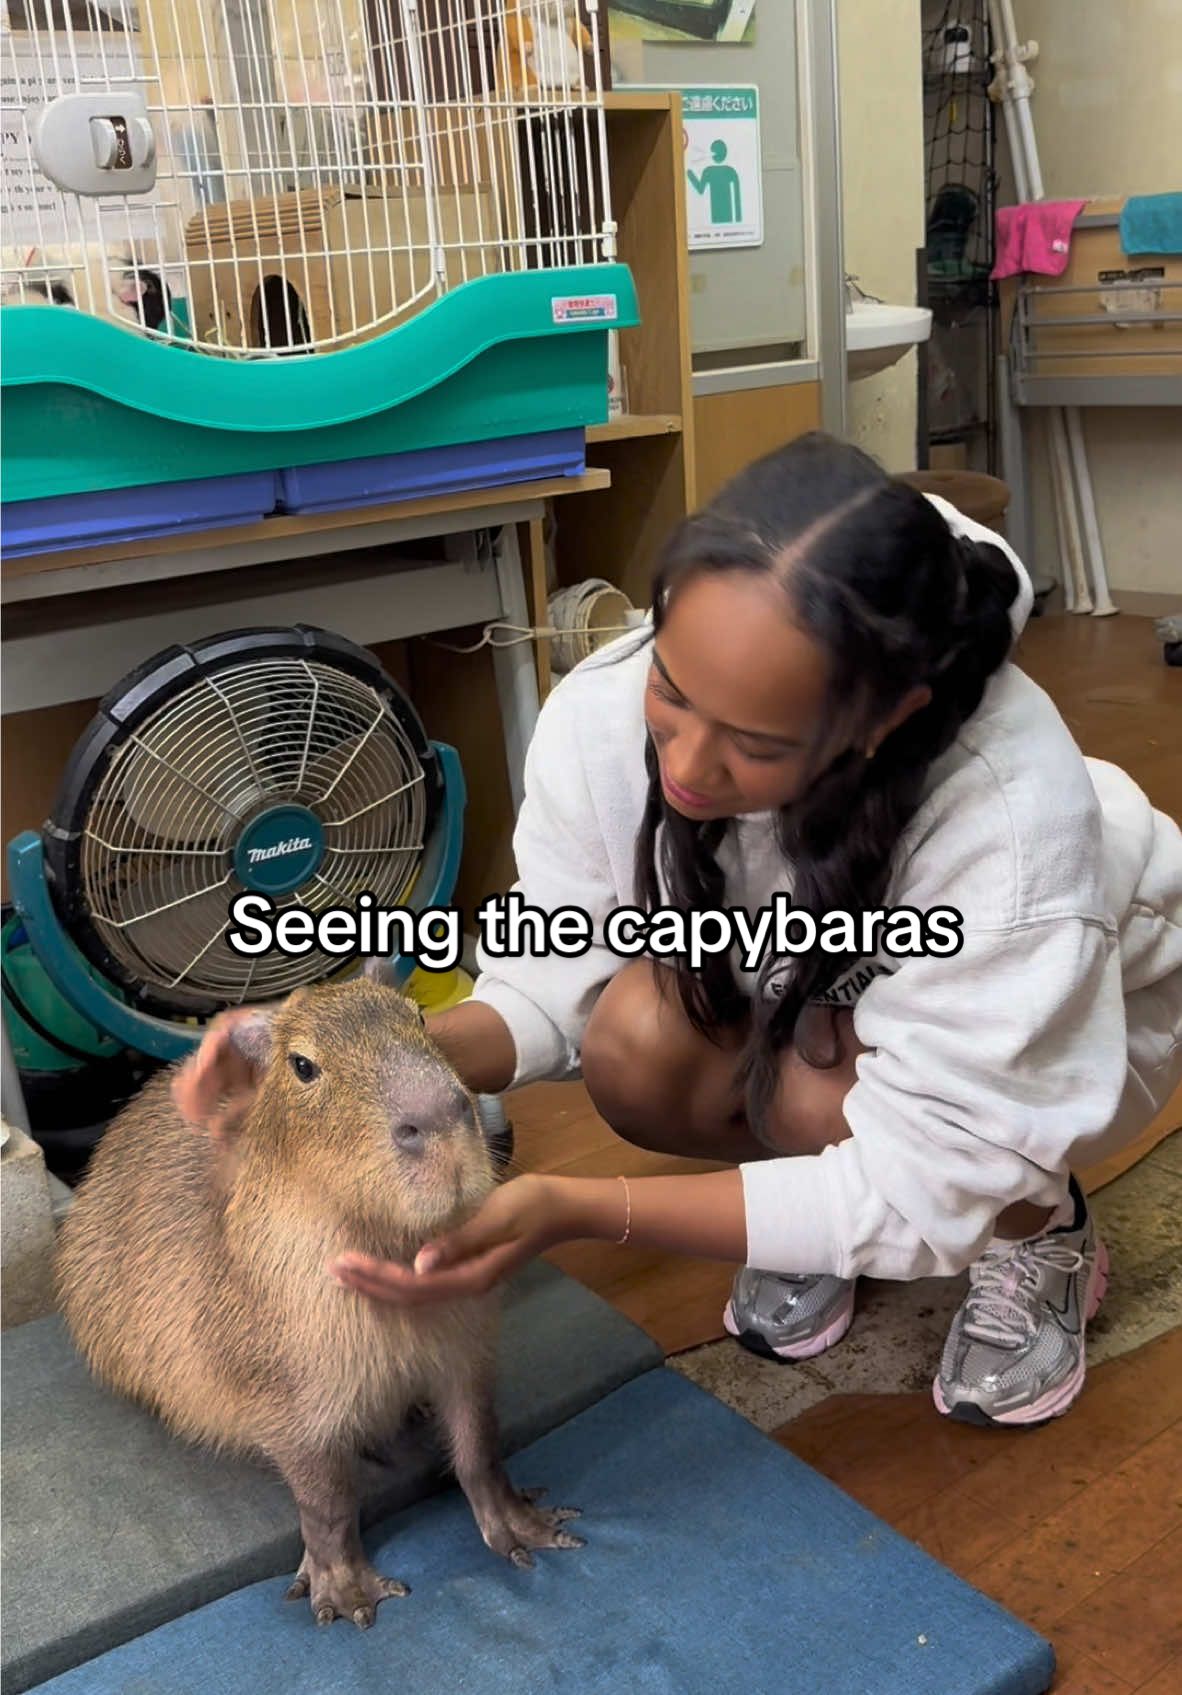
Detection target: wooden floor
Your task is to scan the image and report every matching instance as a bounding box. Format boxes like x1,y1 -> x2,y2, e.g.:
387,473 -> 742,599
762,612 -> 1182,1695
515,610 -> 1182,1354
776,1328 -> 1182,1694
1022,605 -> 1180,824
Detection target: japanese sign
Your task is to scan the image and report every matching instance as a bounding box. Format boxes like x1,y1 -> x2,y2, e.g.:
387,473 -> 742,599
680,85 -> 763,251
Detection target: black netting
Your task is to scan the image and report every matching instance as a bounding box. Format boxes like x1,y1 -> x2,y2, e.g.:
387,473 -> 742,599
921,0 -> 1000,469
923,1 -> 998,296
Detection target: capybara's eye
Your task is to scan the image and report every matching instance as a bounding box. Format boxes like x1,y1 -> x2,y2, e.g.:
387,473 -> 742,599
289,1052 -> 320,1084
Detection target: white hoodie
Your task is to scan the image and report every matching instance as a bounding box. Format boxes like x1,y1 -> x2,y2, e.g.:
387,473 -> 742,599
471,496 -> 1182,1281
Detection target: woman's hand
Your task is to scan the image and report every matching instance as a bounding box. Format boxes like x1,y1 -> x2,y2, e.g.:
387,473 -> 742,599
328,1167 -> 751,1309
327,1173 -> 576,1307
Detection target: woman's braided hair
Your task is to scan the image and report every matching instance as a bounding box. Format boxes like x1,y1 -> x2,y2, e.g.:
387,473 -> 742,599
631,432 -> 1020,1137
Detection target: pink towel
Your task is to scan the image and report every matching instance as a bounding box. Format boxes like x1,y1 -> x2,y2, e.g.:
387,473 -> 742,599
991,200 -> 1087,279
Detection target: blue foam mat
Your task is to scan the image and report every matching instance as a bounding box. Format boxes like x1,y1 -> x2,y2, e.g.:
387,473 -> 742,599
31,1369 -> 1055,1695
1,1260 -> 661,1694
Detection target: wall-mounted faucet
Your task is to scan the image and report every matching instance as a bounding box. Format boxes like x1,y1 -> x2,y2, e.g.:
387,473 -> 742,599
845,272 -> 885,306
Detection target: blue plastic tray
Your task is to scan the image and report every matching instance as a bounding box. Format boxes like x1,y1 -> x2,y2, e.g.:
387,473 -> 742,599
276,429 -> 587,516
0,471 -> 279,557
0,431 -> 588,556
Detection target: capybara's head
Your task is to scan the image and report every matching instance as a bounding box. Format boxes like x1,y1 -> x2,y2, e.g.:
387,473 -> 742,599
172,958 -> 495,1245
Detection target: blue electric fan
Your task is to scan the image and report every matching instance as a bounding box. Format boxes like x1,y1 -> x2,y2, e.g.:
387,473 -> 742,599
6,624 -> 466,1068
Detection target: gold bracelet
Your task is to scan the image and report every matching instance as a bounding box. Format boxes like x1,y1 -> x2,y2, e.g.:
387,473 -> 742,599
616,1174 -> 632,1245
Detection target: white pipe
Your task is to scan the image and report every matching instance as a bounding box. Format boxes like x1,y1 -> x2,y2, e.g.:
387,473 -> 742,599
1012,95 -> 1043,200
997,0 -> 1045,197
996,353 -> 1032,568
988,0 -> 1030,202
1064,400 -> 1112,616
1065,410 -> 1116,615
1048,424 -> 1075,612
1002,0 -> 1115,617
991,0 -> 1114,616
1049,410 -> 1092,613
1067,425 -> 1111,618
998,81 -> 1030,203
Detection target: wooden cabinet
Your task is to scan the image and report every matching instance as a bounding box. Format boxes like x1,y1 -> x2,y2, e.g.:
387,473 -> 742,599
526,92 -> 696,697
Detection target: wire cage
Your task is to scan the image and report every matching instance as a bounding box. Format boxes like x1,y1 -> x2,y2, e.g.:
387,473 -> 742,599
1,1 -> 637,546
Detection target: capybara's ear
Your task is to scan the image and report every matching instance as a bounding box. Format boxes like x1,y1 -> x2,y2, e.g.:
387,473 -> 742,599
362,955 -> 400,991
225,1007 -> 276,1070
172,1008 -> 275,1142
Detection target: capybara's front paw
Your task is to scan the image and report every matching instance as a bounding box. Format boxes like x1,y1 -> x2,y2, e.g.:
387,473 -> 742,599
479,1483 -> 585,1569
285,1549 -> 409,1628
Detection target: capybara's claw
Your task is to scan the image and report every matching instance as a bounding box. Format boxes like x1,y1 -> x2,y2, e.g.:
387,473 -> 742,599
480,1486 -> 586,1566
517,1489 -> 581,1522
287,1551 -> 408,1626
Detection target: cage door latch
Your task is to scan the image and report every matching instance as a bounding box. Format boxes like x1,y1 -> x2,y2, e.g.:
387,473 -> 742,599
31,92 -> 158,198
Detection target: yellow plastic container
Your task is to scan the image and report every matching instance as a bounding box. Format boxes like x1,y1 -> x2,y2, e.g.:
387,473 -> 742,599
405,965 -> 474,1014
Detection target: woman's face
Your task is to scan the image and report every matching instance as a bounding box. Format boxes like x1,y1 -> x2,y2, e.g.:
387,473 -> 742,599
644,573 -> 830,820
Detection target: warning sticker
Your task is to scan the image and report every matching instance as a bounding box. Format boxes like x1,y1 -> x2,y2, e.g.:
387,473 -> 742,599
551,294 -> 619,323
1098,266 -> 1165,283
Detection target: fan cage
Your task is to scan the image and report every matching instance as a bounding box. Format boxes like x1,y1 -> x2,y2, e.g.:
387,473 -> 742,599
44,626 -> 443,1019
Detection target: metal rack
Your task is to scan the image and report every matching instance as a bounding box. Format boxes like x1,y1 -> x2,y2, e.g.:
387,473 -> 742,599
1009,235 -> 1182,409
997,208 -> 1182,572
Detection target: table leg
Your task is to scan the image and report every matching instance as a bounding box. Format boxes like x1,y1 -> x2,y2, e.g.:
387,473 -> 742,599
520,516 -> 552,702
490,523 -> 541,815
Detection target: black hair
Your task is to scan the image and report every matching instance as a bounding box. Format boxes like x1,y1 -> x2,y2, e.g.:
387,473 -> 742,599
632,430 -> 1020,1140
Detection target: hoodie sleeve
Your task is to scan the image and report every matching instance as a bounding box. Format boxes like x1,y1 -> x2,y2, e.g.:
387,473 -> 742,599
739,914 -> 1130,1282
468,677 -> 629,1088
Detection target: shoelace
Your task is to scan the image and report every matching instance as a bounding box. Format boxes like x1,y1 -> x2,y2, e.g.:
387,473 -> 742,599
961,1237 -> 1089,1348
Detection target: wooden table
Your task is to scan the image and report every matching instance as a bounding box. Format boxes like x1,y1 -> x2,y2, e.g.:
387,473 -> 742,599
2,470 -> 607,805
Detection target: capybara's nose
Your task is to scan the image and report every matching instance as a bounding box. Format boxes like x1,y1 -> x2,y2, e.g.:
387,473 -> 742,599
392,1084 -> 473,1154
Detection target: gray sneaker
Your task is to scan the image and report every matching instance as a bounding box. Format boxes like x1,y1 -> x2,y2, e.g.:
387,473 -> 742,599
934,1177 -> 1109,1427
723,1269 -> 857,1362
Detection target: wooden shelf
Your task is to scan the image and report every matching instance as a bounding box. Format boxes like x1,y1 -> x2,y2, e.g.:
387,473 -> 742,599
529,90 -> 696,657
586,412 -> 683,444
603,91 -> 677,114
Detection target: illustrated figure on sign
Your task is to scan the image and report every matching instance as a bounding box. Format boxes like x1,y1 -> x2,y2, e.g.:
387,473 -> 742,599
689,140 -> 742,225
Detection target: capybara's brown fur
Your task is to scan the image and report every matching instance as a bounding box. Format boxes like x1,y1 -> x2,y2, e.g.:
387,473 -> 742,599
54,962 -> 582,1628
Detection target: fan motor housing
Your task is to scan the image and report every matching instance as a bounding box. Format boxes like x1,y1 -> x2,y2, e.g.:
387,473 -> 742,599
233,806 -> 327,896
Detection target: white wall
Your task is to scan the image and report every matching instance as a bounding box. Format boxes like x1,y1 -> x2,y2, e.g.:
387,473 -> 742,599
999,0 -> 1182,598
837,0 -> 926,472
999,0 -> 1182,200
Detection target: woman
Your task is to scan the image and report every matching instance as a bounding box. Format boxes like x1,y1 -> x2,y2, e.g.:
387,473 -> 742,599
234,432 -> 1182,1428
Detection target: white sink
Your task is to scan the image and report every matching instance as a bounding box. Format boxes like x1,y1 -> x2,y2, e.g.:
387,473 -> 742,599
845,300 -> 933,380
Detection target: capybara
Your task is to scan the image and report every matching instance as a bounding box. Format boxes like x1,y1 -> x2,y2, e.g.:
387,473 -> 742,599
54,959 -> 582,1628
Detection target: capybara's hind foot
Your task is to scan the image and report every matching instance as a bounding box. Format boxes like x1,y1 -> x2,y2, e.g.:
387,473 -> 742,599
479,1483 -> 585,1569
285,1551 -> 409,1629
